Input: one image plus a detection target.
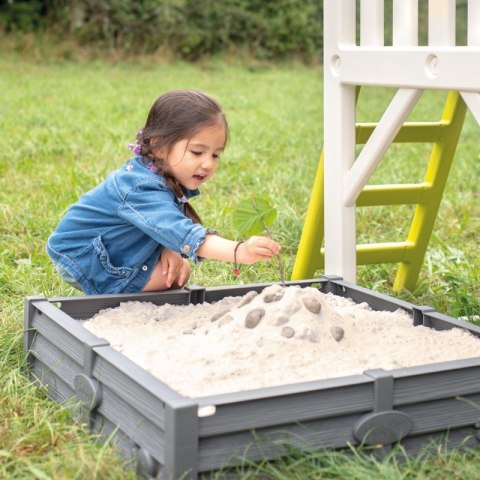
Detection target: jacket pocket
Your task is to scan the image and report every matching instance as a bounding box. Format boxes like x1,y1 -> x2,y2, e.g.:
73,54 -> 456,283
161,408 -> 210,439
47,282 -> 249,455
92,236 -> 135,279
77,235 -> 137,294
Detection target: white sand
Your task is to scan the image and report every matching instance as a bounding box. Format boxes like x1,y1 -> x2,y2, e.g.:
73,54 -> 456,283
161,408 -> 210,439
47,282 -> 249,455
83,285 -> 480,398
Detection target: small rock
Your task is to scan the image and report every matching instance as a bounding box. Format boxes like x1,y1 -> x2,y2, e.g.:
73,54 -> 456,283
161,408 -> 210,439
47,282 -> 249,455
302,295 -> 322,314
275,314 -> 289,326
281,326 -> 295,338
237,290 -> 259,308
330,325 -> 345,342
218,314 -> 234,327
263,286 -> 285,303
284,300 -> 301,316
245,308 -> 265,329
183,329 -> 193,335
210,310 -> 230,322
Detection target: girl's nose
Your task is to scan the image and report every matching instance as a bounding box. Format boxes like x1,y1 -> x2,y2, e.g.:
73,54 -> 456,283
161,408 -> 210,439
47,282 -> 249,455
201,156 -> 215,169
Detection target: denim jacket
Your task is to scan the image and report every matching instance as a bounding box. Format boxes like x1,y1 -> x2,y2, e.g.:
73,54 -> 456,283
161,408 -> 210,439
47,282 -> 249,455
47,156 -> 212,295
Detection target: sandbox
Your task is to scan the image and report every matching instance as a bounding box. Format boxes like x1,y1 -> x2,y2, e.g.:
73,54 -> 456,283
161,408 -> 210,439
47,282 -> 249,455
24,277 -> 480,479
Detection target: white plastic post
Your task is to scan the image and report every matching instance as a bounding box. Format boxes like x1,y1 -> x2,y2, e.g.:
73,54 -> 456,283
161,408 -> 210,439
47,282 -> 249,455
462,0 -> 480,126
393,0 -> 418,46
361,0 -> 384,46
459,0 -> 480,125
324,0 -> 357,282
428,0 -> 456,46
468,0 -> 480,46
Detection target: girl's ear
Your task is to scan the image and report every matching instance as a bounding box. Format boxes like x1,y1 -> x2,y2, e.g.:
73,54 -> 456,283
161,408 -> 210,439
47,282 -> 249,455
150,140 -> 167,161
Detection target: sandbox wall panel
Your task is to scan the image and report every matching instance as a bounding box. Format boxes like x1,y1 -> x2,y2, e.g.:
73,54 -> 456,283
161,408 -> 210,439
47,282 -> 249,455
399,394 -> 480,435
29,308 -> 87,366
197,413 -> 361,472
422,311 -> 480,335
29,333 -> 82,389
51,290 -> 193,320
198,378 -> 374,436
392,360 -> 480,405
90,414 -> 140,461
31,360 -> 75,404
94,384 -> 166,459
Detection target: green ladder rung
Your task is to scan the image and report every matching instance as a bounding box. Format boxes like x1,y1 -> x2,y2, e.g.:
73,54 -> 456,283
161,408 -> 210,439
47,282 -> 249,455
317,242 -> 415,267
358,183 -> 433,206
357,121 -> 446,144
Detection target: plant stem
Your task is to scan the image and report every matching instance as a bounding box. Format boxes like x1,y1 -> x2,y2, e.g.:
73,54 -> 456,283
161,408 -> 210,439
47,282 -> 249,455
252,198 -> 285,286
261,219 -> 286,286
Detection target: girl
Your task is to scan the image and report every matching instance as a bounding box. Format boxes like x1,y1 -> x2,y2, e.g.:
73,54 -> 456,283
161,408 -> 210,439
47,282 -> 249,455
47,89 -> 281,295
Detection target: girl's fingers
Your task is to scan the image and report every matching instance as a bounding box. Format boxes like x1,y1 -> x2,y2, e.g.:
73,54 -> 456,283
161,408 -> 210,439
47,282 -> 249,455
256,247 -> 280,258
165,260 -> 180,287
165,268 -> 175,288
178,261 -> 190,287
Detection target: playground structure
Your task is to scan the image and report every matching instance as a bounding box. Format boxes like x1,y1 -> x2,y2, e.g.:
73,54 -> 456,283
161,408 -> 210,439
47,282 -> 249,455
293,0 -> 480,292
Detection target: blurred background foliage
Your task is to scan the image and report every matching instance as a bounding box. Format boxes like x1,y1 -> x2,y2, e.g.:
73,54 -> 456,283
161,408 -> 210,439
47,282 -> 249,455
0,0 -> 469,63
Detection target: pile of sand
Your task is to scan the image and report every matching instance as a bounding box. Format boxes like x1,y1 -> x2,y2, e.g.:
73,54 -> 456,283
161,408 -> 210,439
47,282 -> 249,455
83,285 -> 480,398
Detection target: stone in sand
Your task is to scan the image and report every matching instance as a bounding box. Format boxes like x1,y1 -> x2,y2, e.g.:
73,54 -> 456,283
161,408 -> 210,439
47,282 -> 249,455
275,314 -> 290,326
302,295 -> 322,314
281,326 -> 295,338
330,325 -> 345,342
237,290 -> 258,308
210,310 -> 230,322
308,330 -> 321,343
245,308 -> 265,329
263,285 -> 285,303
218,314 -> 234,327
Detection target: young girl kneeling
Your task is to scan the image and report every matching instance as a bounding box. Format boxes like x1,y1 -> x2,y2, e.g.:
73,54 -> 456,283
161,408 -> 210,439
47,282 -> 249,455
47,89 -> 281,295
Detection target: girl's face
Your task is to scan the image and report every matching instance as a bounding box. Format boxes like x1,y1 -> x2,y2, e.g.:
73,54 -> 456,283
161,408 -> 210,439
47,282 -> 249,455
157,123 -> 226,190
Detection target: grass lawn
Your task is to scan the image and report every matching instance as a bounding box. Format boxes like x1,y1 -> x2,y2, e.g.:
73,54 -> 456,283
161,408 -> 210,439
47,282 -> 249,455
1,51 -> 479,478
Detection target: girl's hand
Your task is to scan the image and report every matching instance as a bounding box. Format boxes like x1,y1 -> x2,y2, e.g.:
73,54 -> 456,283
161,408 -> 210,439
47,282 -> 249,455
238,236 -> 281,264
160,248 -> 190,288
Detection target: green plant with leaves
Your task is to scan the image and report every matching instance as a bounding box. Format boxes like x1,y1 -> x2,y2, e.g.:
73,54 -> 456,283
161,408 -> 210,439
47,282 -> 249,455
232,196 -> 285,285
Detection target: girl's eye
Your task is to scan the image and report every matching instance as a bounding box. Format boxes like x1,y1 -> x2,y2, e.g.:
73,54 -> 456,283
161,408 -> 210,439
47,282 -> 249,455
191,151 -> 202,156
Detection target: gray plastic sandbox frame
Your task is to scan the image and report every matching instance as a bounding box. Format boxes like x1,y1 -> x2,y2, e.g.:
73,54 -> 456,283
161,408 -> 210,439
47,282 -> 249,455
24,276 -> 480,479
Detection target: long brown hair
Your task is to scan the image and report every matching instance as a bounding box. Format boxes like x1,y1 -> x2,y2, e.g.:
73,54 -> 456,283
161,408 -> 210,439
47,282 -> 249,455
136,89 -> 228,224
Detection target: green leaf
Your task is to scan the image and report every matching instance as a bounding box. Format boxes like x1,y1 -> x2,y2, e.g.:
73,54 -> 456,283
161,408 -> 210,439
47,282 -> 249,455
232,197 -> 277,237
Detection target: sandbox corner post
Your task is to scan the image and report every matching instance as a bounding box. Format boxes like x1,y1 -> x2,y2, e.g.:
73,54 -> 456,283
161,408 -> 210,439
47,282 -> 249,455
185,285 -> 206,305
163,400 -> 199,480
319,275 -> 345,295
23,295 -> 47,367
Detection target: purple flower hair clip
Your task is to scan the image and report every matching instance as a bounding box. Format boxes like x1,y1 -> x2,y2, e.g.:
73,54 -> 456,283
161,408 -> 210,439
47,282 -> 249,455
127,128 -> 144,156
178,195 -> 188,204
147,162 -> 159,174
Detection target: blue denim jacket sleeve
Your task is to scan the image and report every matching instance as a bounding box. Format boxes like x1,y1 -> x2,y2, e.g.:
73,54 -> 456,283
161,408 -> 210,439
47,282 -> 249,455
116,176 -> 209,262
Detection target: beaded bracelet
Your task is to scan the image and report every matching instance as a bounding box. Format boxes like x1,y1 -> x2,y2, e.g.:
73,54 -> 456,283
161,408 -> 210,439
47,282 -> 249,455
232,241 -> 244,277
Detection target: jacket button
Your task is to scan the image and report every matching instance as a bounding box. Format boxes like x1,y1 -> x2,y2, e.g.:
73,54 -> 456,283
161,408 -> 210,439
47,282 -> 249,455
182,245 -> 190,253
142,265 -> 148,271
